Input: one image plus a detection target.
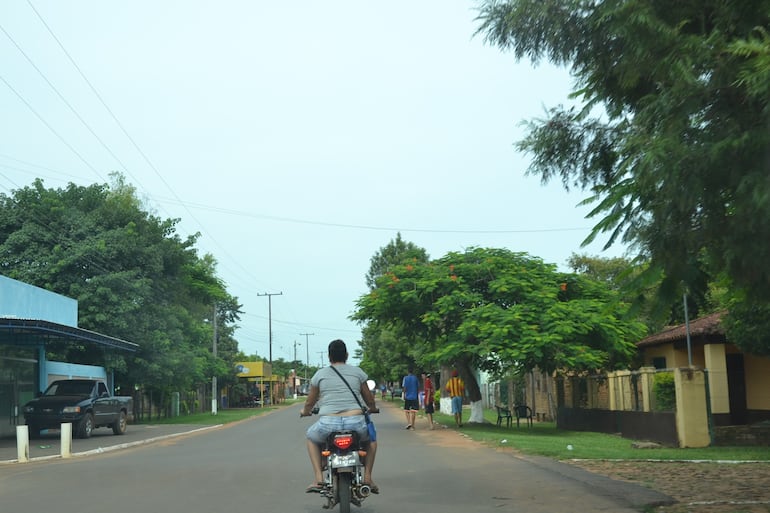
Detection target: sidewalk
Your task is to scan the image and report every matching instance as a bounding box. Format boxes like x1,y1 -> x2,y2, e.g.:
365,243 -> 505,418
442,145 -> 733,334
0,423 -> 217,464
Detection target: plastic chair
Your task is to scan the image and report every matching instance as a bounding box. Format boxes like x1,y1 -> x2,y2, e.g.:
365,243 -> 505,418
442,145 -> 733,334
514,405 -> 534,428
495,405 -> 512,428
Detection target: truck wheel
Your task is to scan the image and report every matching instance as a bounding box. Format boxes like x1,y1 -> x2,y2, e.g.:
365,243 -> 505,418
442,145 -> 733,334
76,413 -> 94,439
112,411 -> 127,435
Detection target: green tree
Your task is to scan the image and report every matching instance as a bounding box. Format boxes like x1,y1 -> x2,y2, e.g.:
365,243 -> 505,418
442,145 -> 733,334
476,0 -> 770,352
0,176 -> 242,404
358,234 -> 430,383
364,232 -> 429,290
353,247 -> 645,422
567,253 -> 631,291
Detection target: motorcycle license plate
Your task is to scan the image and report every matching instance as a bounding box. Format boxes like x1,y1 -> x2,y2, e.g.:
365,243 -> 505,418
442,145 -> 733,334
329,453 -> 358,468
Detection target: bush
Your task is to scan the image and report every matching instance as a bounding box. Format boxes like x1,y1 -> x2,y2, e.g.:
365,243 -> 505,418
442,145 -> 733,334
653,372 -> 676,411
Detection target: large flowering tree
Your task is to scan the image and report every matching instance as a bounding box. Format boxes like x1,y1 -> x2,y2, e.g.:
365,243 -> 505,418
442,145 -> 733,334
353,247 -> 645,422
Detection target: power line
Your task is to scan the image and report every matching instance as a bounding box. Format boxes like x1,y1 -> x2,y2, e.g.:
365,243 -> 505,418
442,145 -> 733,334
23,0 -> 270,296
2,4 -> 289,360
0,74 -> 108,184
151,194 -> 593,235
0,22 -> 134,186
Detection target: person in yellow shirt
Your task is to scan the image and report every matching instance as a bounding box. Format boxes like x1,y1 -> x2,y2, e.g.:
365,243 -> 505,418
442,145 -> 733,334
445,369 -> 465,427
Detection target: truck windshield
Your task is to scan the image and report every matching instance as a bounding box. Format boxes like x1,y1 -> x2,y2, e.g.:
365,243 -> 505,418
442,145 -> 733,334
45,381 -> 94,396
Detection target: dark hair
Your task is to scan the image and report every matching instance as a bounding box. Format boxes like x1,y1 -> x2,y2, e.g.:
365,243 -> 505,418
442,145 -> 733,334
328,339 -> 348,363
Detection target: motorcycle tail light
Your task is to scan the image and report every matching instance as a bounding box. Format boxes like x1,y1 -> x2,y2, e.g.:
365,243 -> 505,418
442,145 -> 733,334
333,434 -> 353,450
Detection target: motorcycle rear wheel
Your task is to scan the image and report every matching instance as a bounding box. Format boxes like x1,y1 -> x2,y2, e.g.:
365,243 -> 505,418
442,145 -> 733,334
337,473 -> 352,513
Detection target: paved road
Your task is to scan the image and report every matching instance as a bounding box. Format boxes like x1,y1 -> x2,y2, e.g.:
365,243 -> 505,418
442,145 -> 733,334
0,402 -> 671,512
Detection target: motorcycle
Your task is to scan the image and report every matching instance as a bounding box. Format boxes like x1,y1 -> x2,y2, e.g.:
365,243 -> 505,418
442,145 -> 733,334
305,408 -> 374,513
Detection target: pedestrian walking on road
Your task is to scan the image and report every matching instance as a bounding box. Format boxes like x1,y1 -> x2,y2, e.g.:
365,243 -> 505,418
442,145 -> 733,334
422,372 -> 435,429
402,366 -> 419,429
445,369 -> 465,428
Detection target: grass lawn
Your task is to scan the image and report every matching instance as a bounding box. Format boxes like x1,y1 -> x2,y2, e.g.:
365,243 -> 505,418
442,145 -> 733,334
427,407 -> 770,462
136,398 -> 303,425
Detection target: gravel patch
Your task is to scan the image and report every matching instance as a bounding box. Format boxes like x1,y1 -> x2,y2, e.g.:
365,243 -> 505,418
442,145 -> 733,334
567,459 -> 770,513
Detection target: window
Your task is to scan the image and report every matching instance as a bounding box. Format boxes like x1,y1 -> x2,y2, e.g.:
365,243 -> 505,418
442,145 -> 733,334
652,357 -> 667,370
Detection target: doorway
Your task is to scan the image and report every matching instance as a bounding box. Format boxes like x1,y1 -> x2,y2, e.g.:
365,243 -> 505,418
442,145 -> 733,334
726,353 -> 748,425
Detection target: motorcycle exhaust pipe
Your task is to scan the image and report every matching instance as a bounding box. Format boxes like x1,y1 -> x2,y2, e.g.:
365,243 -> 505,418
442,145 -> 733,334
358,484 -> 371,498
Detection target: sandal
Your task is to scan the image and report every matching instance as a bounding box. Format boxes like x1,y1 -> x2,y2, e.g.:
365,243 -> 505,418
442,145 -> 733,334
306,482 -> 325,493
364,482 -> 379,494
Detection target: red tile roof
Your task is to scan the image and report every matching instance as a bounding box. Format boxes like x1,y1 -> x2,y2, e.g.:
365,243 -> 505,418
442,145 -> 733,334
637,311 -> 726,348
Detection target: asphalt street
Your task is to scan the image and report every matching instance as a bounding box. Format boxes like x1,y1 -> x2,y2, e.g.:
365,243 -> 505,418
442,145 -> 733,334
0,402 -> 671,512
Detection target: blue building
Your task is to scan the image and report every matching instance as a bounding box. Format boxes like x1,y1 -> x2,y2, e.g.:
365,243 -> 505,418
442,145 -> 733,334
0,275 -> 137,438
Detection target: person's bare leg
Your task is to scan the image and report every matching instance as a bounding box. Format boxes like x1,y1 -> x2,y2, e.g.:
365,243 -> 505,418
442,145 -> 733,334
409,409 -> 417,428
363,441 -> 378,490
404,409 -> 411,428
306,439 -> 324,484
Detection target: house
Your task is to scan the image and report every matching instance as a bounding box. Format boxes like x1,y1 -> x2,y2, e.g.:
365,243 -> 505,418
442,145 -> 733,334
551,310 -> 770,446
638,311 -> 770,427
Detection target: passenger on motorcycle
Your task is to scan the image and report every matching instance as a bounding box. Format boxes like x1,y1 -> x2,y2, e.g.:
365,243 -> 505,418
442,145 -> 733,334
300,339 -> 379,494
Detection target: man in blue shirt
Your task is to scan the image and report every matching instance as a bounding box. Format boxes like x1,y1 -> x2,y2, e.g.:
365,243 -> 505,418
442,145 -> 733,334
402,366 -> 419,430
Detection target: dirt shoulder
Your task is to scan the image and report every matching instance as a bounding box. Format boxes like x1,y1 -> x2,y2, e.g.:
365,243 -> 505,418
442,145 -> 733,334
567,459 -> 770,513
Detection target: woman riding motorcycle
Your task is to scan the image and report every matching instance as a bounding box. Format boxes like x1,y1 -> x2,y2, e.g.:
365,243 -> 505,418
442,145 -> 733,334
300,339 -> 379,494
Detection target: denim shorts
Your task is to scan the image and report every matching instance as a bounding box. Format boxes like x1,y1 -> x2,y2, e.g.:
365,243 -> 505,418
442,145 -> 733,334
306,415 -> 369,445
451,396 -> 463,414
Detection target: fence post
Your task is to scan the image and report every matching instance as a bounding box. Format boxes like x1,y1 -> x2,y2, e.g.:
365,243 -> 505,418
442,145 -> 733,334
15,425 -> 29,463
61,423 -> 72,458
607,371 -> 617,410
639,367 -> 656,412
674,367 -> 710,447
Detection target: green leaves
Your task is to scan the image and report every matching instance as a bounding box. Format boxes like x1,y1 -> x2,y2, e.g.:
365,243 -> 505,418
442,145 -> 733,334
354,247 -> 642,379
0,176 -> 241,394
477,0 -> 770,348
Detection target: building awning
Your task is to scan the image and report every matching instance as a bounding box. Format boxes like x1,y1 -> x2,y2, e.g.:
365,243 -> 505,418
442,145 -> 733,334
0,317 -> 138,352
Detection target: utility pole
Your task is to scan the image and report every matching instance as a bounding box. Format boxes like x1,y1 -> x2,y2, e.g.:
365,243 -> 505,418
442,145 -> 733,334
300,332 -> 314,382
292,340 -> 299,396
318,351 -> 325,368
257,292 -> 282,367
211,304 -> 218,416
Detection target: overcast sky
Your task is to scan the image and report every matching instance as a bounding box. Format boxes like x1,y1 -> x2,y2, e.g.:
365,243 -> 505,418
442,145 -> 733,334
0,1 -> 626,365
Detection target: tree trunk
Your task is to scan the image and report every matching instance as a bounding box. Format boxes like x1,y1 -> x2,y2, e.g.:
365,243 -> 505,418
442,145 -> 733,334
458,359 -> 481,402
458,359 -> 485,424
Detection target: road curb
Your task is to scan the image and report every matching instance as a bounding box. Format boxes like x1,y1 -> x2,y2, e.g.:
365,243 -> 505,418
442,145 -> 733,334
0,425 -> 220,465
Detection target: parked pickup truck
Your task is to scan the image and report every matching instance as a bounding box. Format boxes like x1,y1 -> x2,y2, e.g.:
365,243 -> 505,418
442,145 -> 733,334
23,379 -> 132,439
